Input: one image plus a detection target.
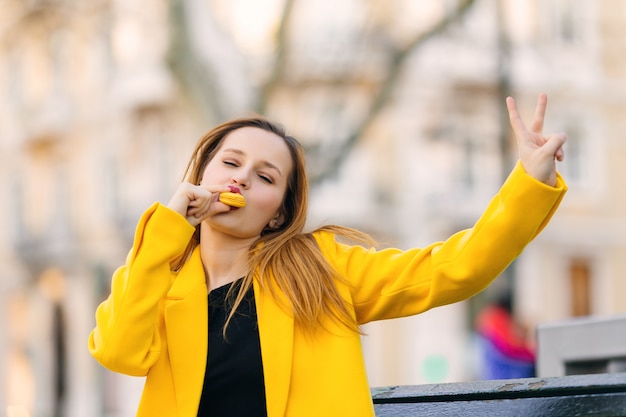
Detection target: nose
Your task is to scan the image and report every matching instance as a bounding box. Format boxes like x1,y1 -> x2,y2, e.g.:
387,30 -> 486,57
230,170 -> 250,189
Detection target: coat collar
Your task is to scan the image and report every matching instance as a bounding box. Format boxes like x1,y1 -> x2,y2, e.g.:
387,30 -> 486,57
164,248 -> 208,415
164,247 -> 295,417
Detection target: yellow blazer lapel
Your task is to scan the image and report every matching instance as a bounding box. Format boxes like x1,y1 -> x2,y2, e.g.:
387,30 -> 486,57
164,248 -> 208,415
254,278 -> 294,417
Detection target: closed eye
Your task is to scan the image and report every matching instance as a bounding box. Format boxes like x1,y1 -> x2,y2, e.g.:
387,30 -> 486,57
223,160 -> 238,167
258,173 -> 273,184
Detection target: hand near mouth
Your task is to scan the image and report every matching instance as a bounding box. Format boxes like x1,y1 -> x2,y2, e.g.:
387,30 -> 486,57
166,182 -> 232,226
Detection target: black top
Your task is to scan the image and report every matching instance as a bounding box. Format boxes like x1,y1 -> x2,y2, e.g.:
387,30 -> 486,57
197,280 -> 268,417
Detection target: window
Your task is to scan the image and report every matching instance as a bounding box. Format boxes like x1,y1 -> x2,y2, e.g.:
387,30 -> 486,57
569,258 -> 592,317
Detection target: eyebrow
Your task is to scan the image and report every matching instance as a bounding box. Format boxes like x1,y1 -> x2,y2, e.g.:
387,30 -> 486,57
222,148 -> 283,176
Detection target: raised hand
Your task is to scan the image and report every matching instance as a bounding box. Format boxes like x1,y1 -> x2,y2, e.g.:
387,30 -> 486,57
506,93 -> 567,187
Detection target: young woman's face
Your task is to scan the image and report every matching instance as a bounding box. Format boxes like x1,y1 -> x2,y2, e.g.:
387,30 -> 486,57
200,126 -> 293,239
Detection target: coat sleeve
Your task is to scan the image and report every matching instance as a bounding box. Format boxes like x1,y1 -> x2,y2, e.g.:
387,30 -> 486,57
88,202 -> 196,376
315,161 -> 567,324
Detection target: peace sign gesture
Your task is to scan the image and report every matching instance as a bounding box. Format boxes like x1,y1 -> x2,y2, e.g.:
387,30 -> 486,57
506,93 -> 567,187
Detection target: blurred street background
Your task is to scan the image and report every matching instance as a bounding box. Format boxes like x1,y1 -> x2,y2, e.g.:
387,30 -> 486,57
1,0 -> 626,416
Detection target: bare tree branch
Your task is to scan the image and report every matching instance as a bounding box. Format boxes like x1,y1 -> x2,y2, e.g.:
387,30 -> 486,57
167,0 -> 226,122
308,0 -> 477,184
167,0 -> 255,122
255,0 -> 296,114
166,0 -> 477,185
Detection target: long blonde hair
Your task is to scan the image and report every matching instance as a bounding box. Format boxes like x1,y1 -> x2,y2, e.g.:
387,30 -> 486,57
173,117 -> 373,335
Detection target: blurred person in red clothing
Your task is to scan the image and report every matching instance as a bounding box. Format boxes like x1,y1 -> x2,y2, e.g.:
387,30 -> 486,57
475,292 -> 536,379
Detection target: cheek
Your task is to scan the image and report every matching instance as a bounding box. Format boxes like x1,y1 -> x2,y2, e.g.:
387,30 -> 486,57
200,164 -> 224,185
253,189 -> 285,214
199,166 -> 212,184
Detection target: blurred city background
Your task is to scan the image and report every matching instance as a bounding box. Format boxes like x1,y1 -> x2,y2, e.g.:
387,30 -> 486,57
1,0 -> 626,416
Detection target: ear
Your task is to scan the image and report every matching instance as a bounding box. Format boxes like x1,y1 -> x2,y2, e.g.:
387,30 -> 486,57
269,212 -> 286,229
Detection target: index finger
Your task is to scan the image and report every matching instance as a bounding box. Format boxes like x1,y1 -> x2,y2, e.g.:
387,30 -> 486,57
506,96 -> 527,137
197,184 -> 232,194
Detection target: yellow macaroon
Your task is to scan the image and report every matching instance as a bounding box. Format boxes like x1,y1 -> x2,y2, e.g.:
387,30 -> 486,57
219,192 -> 246,208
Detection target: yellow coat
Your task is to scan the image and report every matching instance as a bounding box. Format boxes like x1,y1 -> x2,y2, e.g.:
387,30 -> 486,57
88,162 -> 566,416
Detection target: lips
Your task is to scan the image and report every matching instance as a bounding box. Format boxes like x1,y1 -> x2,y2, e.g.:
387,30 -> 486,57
227,185 -> 241,194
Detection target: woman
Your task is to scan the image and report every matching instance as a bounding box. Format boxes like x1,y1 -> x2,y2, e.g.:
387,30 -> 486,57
89,94 -> 567,416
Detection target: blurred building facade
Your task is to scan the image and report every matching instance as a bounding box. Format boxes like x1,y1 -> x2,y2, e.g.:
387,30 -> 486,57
1,0 -> 625,416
